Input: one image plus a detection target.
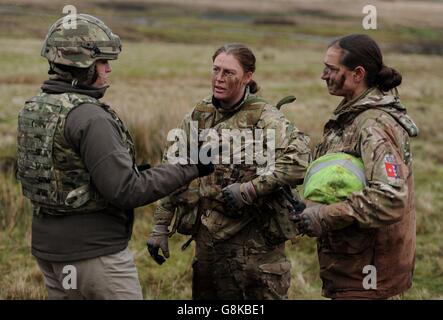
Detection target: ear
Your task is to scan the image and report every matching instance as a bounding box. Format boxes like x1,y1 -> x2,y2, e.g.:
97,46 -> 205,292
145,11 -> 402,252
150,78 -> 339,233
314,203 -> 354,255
353,66 -> 366,83
243,71 -> 253,85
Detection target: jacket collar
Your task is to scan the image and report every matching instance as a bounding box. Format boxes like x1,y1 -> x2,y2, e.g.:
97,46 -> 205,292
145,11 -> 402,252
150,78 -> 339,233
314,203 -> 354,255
212,86 -> 250,114
41,79 -> 107,99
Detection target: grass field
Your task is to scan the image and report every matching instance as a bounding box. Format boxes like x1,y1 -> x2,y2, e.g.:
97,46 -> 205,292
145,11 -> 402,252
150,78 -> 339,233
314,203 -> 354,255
0,0 -> 442,299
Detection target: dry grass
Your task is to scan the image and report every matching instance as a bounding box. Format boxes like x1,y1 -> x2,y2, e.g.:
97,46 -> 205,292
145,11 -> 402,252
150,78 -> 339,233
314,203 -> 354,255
0,1 -> 442,299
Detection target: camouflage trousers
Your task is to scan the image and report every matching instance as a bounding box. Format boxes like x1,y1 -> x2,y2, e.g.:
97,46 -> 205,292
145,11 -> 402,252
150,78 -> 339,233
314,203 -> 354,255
192,223 -> 291,300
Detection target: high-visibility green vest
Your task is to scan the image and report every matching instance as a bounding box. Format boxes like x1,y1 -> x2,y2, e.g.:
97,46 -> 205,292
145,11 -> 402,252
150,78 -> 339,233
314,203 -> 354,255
303,152 -> 367,204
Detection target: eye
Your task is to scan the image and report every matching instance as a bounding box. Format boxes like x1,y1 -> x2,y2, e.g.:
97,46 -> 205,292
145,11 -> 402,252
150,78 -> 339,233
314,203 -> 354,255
323,66 -> 331,74
224,70 -> 235,77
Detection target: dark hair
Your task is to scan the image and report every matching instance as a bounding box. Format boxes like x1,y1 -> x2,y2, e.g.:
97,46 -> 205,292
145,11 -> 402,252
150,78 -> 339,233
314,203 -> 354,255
212,43 -> 259,93
329,34 -> 402,91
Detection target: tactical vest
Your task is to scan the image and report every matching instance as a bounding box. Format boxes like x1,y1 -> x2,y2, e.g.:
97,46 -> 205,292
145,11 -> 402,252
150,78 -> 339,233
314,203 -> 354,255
194,95 -> 267,193
195,95 -> 268,240
172,94 -> 299,244
17,92 -> 136,215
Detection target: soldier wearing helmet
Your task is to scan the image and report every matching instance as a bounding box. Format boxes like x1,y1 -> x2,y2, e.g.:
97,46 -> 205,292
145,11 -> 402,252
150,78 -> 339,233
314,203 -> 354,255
17,14 -> 213,300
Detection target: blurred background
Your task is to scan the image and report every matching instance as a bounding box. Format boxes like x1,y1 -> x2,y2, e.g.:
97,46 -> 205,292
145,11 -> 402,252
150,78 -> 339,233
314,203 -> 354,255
0,0 -> 442,299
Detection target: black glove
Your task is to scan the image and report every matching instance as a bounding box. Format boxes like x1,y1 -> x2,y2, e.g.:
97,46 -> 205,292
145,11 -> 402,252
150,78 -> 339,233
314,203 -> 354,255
195,142 -> 215,177
292,204 -> 327,237
196,162 -> 214,177
146,225 -> 170,265
221,181 -> 257,211
137,163 -> 151,172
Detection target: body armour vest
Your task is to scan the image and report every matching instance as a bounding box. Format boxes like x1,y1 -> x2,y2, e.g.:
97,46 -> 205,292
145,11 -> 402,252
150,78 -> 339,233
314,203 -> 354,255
169,94 -> 301,245
191,95 -> 272,241
17,92 -> 136,215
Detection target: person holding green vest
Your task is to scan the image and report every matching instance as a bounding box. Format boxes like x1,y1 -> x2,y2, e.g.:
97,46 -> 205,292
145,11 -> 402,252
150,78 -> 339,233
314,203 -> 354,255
147,44 -> 311,299
303,152 -> 367,205
16,14 -> 213,300
294,34 -> 418,299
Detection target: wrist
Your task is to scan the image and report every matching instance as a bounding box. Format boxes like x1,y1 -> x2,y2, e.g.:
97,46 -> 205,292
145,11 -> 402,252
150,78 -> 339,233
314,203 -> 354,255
240,181 -> 257,205
152,224 -> 169,236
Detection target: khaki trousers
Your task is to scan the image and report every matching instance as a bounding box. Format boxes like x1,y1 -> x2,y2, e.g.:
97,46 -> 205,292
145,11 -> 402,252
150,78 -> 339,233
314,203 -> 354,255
36,247 -> 143,300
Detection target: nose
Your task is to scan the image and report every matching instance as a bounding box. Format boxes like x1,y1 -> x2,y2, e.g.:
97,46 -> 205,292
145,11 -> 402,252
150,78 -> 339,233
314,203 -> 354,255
105,62 -> 112,73
215,75 -> 223,83
321,70 -> 328,80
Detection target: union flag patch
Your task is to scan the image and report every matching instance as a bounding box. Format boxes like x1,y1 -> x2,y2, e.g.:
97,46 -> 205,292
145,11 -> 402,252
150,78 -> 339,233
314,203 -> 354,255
384,154 -> 400,179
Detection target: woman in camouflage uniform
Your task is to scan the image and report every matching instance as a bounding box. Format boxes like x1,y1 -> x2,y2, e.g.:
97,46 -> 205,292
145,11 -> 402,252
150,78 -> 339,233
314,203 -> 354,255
294,34 -> 418,299
147,44 -> 311,299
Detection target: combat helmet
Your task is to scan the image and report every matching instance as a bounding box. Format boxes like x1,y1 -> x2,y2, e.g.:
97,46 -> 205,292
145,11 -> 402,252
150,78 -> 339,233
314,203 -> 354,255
41,13 -> 121,84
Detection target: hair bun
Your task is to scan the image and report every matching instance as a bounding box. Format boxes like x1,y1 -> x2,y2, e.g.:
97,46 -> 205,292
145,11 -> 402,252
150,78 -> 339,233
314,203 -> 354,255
377,65 -> 402,91
248,80 -> 259,94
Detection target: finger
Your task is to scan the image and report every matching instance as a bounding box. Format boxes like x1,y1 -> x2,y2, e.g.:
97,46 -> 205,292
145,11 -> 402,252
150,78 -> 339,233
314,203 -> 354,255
153,254 -> 166,265
147,243 -> 158,257
161,245 -> 170,258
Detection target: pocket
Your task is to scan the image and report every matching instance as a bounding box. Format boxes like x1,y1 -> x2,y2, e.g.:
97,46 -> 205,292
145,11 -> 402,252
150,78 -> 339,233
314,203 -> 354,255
257,260 -> 291,299
326,226 -> 376,255
200,209 -> 253,241
176,205 -> 199,235
258,260 -> 291,276
257,195 -> 299,246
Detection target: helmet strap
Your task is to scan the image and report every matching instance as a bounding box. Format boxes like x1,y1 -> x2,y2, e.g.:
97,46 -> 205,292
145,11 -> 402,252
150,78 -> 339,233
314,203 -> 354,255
86,62 -> 98,86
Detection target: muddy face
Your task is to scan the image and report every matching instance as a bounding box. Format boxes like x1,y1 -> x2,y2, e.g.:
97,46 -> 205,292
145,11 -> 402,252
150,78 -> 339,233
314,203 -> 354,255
212,52 -> 252,108
321,46 -> 358,99
327,73 -> 346,95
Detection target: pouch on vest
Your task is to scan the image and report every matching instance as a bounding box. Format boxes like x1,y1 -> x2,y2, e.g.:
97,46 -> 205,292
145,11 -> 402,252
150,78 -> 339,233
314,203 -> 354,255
170,179 -> 200,236
255,187 -> 302,246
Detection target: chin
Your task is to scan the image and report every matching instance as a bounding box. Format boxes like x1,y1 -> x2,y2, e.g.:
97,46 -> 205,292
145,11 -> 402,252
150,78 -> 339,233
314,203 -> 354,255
213,93 -> 225,100
327,88 -> 340,97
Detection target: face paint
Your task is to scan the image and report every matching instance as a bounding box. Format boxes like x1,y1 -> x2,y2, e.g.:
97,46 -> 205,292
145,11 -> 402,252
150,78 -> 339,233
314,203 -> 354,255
212,52 -> 250,108
328,74 -> 346,94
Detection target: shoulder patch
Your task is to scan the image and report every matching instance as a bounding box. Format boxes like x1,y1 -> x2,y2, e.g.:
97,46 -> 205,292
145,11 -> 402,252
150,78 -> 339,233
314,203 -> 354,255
384,154 -> 401,179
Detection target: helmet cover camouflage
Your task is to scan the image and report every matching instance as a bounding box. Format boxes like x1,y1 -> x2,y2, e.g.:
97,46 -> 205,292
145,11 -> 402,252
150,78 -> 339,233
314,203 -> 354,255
41,13 -> 121,68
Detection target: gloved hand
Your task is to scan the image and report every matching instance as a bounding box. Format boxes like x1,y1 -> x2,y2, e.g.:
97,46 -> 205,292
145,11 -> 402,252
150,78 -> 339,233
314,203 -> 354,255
196,162 -> 214,177
196,143 -> 215,177
292,204 -> 328,237
137,163 -> 151,172
221,181 -> 257,211
146,225 -> 170,265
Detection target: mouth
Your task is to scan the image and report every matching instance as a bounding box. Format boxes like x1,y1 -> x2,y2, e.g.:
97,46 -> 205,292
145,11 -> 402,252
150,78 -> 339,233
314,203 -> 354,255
214,85 -> 226,94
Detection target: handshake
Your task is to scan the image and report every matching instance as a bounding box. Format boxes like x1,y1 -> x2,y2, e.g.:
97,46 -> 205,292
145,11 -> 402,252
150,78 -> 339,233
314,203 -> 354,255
146,181 -> 257,265
146,175 -> 329,265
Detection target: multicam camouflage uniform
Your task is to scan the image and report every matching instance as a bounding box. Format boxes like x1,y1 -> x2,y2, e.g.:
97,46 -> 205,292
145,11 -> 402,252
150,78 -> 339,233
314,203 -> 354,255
155,90 -> 311,299
313,87 -> 418,299
17,92 -> 134,214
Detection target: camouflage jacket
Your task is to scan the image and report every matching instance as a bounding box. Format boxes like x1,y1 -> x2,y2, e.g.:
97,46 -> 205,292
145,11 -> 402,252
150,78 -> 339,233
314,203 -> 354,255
155,91 -> 311,242
314,87 -> 418,299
